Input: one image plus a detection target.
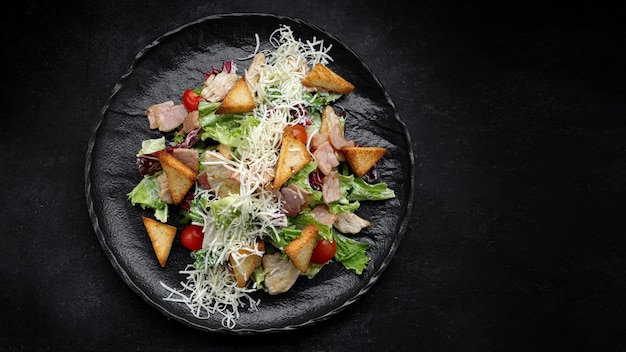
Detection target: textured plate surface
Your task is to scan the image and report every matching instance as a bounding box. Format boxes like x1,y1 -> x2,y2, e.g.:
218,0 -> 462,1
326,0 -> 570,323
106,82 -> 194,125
85,13 -> 414,334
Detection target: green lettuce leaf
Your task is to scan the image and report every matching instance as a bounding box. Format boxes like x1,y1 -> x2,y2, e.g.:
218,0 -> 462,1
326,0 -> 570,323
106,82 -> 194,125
333,232 -> 370,274
303,90 -> 343,117
180,193 -> 211,224
340,174 -> 396,201
127,175 -> 169,222
192,248 -> 222,270
137,137 -> 166,156
209,195 -> 241,229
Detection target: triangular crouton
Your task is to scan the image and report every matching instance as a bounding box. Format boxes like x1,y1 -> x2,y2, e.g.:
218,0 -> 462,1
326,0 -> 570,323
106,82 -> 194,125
285,224 -> 318,273
215,76 -> 256,114
229,241 -> 265,288
141,216 -> 177,268
272,126 -> 312,189
341,146 -> 387,178
158,151 -> 197,204
302,63 -> 355,95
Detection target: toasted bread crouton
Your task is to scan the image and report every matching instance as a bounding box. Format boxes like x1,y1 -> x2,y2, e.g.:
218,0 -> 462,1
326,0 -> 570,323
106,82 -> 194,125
341,146 -> 387,178
285,224 -> 319,273
141,216 -> 177,268
229,241 -> 265,288
215,76 -> 256,115
302,63 -> 355,95
158,151 -> 197,204
272,126 -> 312,189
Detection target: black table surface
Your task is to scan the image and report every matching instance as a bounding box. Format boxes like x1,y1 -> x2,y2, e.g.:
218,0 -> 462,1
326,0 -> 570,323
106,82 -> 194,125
2,1 -> 625,351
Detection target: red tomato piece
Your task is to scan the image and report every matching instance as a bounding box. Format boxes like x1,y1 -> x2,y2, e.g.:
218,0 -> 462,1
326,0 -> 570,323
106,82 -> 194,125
292,124 -> 308,144
182,89 -> 202,112
180,224 -> 204,251
310,238 -> 337,264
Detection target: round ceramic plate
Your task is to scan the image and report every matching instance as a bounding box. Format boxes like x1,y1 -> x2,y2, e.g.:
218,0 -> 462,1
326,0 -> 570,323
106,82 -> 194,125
85,13 -> 414,334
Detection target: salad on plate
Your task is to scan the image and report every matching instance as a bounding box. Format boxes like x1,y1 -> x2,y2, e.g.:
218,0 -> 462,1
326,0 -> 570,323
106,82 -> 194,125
127,25 -> 395,329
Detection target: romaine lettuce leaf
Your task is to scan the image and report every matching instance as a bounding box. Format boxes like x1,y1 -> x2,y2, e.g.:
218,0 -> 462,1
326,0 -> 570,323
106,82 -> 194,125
333,232 -> 370,274
127,175 -> 169,222
137,137 -> 166,156
192,248 -> 222,270
340,174 -> 396,201
209,195 -> 241,229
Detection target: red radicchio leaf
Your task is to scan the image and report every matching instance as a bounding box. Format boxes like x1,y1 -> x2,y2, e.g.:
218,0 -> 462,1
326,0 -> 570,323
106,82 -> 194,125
205,60 -> 236,79
308,169 -> 324,191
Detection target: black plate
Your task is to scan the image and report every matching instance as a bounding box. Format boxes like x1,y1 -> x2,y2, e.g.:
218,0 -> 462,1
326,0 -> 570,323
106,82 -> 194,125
85,13 -> 414,334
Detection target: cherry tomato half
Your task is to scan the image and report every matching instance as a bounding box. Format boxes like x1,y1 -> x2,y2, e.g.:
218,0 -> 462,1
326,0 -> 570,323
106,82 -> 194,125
182,89 -> 202,112
310,238 -> 337,264
292,124 -> 308,144
180,224 -> 204,251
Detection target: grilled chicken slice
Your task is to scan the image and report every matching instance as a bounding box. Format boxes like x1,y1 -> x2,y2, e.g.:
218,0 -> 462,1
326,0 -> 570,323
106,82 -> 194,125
262,252 -> 301,295
334,212 -> 371,234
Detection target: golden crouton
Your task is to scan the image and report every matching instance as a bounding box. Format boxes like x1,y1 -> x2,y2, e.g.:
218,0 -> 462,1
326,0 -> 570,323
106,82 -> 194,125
285,224 -> 319,273
272,126 -> 312,190
215,76 -> 256,114
158,151 -> 197,204
141,216 -> 177,268
302,63 -> 355,95
229,241 -> 265,288
341,146 -> 387,177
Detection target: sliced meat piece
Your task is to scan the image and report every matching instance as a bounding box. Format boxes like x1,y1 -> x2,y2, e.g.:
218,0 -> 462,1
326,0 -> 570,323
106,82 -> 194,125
146,101 -> 174,129
182,110 -> 200,133
262,252 -> 301,295
320,105 -> 341,135
280,184 -> 312,217
334,212 -> 371,234
157,104 -> 188,132
197,171 -> 211,190
322,170 -> 341,203
313,141 -> 339,175
156,173 -> 173,204
309,132 -> 329,152
310,204 -> 337,226
201,71 -> 239,103
146,102 -> 188,132
328,123 -> 355,150
172,148 -> 199,173
245,53 -> 266,97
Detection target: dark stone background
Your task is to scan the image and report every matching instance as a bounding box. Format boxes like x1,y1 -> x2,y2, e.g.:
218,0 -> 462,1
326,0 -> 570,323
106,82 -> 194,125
1,1 -> 625,351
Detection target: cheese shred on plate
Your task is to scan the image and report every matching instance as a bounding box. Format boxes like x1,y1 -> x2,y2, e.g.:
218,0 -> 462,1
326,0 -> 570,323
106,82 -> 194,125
160,26 -> 335,329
